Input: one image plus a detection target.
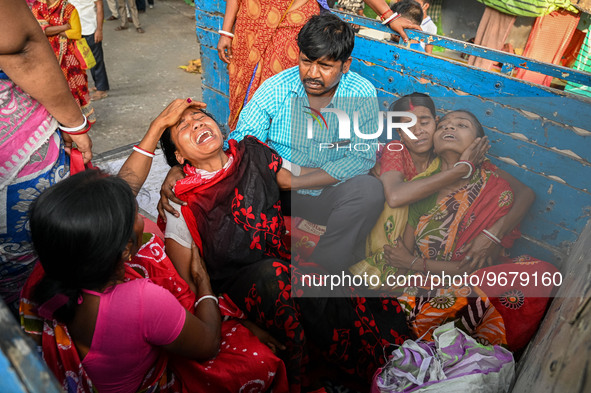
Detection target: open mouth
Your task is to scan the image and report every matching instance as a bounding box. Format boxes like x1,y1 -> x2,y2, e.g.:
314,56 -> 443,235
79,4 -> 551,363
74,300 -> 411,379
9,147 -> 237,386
304,79 -> 323,88
195,130 -> 214,144
442,133 -> 456,141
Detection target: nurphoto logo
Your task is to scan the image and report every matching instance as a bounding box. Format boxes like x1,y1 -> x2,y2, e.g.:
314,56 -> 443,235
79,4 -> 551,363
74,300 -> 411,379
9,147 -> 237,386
305,108 -> 417,151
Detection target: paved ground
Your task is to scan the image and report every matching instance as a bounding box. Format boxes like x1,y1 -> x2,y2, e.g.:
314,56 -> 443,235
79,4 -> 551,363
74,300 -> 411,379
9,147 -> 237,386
88,0 -> 203,218
91,0 -> 202,155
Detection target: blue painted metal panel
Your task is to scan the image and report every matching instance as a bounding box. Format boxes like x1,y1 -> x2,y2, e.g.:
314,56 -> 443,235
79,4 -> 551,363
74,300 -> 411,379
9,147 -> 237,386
203,86 -> 230,135
196,26 -> 221,51
200,46 -> 230,95
194,0 -> 225,14
196,12 -> 224,43
0,352 -> 26,393
339,11 -> 591,87
195,2 -> 591,261
0,300 -> 62,393
349,34 -> 591,131
486,131 -> 590,193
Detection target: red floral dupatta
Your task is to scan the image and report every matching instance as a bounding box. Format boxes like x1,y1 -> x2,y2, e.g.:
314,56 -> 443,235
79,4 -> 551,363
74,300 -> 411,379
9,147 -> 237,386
173,137 -> 289,284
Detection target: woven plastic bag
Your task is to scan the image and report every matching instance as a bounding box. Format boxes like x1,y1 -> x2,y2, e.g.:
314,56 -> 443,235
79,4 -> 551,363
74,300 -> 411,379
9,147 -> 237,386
372,323 -> 515,393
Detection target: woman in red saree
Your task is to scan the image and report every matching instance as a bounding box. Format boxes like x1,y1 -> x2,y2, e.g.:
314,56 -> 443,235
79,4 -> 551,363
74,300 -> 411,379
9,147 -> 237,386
384,110 -> 559,352
32,0 -> 95,123
18,100 -> 287,393
158,100 -> 411,391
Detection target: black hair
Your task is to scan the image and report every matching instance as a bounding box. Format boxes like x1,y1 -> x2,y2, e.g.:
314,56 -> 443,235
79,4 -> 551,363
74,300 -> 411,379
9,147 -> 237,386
30,170 -> 136,322
440,110 -> 486,138
389,92 -> 436,125
297,13 -> 355,63
390,0 -> 424,26
160,108 -> 221,168
389,92 -> 436,117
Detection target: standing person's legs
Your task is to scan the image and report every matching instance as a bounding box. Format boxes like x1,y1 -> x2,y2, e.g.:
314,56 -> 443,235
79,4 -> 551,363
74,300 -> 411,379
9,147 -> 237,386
127,0 -> 142,30
135,0 -> 145,12
115,0 -> 128,29
106,0 -> 119,18
83,34 -> 110,97
292,175 -> 384,273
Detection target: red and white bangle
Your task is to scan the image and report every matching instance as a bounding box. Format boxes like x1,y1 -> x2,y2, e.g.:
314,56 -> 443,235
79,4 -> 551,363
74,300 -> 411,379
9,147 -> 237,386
454,160 -> 475,179
60,115 -> 90,135
133,145 -> 155,158
482,229 -> 502,246
194,295 -> 218,309
218,29 -> 234,38
382,12 -> 400,25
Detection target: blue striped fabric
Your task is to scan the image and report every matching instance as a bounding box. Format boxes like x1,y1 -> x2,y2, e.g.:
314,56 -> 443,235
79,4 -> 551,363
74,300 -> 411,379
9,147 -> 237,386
229,66 -> 380,195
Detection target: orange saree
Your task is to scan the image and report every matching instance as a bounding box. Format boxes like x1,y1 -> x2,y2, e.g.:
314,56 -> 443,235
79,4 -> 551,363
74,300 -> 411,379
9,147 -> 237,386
228,0 -> 320,130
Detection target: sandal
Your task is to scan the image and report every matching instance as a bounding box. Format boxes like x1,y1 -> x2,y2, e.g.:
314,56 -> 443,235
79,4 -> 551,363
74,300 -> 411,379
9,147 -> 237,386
115,26 -> 128,31
136,28 -> 145,34
90,91 -> 108,101
106,15 -> 118,21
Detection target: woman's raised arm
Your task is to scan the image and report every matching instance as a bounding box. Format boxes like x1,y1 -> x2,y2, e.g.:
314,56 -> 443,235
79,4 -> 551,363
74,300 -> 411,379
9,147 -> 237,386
118,99 -> 205,195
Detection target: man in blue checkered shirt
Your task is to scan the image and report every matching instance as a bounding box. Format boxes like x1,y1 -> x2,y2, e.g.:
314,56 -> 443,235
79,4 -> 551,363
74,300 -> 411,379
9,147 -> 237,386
229,13 -> 385,273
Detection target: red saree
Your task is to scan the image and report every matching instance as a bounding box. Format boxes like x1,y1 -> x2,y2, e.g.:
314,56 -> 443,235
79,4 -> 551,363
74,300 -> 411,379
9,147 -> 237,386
399,162 -> 558,351
31,0 -> 94,122
228,0 -> 319,130
172,137 -> 411,389
19,232 -> 287,393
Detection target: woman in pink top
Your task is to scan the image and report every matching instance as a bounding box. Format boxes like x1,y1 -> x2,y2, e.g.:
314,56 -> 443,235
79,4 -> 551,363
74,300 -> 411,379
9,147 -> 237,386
20,99 -> 287,393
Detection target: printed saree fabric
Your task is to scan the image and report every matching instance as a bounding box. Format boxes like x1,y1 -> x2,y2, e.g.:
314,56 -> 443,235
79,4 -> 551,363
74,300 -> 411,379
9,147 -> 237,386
398,162 -> 558,351
349,157 -> 441,288
173,137 -> 305,391
0,80 -> 66,313
175,136 -> 289,284
20,233 -> 287,393
31,0 -> 93,120
227,0 -> 320,130
174,137 -> 411,390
